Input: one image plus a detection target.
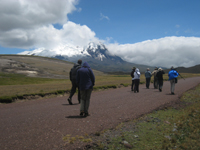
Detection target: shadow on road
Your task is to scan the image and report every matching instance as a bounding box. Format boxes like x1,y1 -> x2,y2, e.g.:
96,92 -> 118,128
66,116 -> 85,119
62,103 -> 79,106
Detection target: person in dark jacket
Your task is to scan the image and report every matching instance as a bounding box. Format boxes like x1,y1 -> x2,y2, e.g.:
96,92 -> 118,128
76,62 -> 95,117
67,59 -> 82,105
131,67 -> 136,91
145,68 -> 152,89
156,68 -> 165,92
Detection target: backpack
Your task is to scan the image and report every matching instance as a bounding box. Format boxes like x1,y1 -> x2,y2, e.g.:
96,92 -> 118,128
70,65 -> 81,80
175,78 -> 178,83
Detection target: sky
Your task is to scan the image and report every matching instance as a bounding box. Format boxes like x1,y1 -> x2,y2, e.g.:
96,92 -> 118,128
0,0 -> 200,68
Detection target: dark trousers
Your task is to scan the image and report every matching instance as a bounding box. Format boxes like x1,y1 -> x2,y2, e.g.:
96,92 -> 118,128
146,78 -> 151,88
80,89 -> 92,113
69,79 -> 80,102
154,77 -> 158,89
134,79 -> 140,92
131,80 -> 135,91
158,80 -> 163,90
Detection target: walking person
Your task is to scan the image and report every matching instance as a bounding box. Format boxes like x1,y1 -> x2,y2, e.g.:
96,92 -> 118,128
76,62 -> 95,117
156,68 -> 165,92
131,67 -> 136,91
168,66 -> 179,95
67,59 -> 82,105
145,68 -> 151,89
132,68 -> 140,93
151,67 -> 158,89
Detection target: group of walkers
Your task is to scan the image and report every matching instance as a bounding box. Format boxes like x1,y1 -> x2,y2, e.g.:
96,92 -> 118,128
67,60 -> 95,117
67,60 -> 179,117
132,66 -> 179,94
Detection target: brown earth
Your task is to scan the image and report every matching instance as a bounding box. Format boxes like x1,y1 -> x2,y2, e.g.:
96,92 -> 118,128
0,77 -> 200,150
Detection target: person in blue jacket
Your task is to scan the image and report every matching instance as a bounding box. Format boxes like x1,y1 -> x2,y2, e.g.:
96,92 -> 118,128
168,66 -> 179,95
76,62 -> 95,117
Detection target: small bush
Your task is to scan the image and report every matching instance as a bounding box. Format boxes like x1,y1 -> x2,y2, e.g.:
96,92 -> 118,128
0,96 -> 13,103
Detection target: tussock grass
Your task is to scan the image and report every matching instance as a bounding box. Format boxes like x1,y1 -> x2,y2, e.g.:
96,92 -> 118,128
63,134 -> 93,144
0,72 -> 199,103
91,84 -> 200,150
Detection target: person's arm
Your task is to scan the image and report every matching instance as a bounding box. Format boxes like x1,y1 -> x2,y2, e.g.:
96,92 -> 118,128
69,69 -> 72,81
76,70 -> 80,85
90,69 -> 95,86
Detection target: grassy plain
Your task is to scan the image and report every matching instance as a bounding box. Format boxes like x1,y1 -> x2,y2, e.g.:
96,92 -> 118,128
0,72 -> 199,103
75,83 -> 200,150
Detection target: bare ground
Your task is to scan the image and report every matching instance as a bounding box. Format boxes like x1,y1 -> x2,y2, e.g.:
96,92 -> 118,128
0,77 -> 200,150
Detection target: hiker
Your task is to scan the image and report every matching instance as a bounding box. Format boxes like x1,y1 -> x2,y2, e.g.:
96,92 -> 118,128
168,66 -> 179,95
76,62 -> 95,117
131,67 -> 136,91
132,68 -> 140,93
145,68 -> 152,89
68,59 -> 82,105
156,68 -> 165,92
151,67 -> 158,89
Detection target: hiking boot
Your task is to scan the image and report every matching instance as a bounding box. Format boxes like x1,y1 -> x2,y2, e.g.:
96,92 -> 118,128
84,113 -> 90,117
80,112 -> 84,116
68,98 -> 73,105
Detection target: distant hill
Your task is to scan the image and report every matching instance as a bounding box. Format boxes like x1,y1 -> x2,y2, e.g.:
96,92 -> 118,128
1,55 -> 199,79
164,65 -> 200,73
0,55 -> 105,79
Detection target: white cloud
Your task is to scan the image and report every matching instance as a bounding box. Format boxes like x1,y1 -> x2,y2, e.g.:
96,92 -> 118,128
106,36 -> 200,68
0,0 -> 200,69
0,0 -> 98,49
100,13 -> 110,21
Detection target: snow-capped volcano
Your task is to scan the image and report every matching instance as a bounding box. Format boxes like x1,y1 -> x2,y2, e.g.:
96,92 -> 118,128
18,42 -> 123,62
18,42 -> 154,73
19,44 -> 85,57
81,42 -> 118,61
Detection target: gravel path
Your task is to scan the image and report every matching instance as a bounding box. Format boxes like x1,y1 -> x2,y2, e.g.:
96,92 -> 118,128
0,77 -> 200,150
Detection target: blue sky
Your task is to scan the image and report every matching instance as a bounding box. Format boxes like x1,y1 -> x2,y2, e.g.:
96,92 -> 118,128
68,0 -> 200,43
0,0 -> 200,67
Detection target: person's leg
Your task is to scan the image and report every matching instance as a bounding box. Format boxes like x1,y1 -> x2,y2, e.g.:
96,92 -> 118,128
154,77 -> 158,89
146,78 -> 150,88
69,80 -> 77,99
78,86 -> 81,103
137,79 -> 140,92
170,79 -> 175,94
134,79 -> 139,92
146,78 -> 148,88
155,78 -> 158,89
131,80 -> 134,91
153,78 -> 156,89
80,90 -> 86,115
160,80 -> 163,91
84,89 -> 92,116
134,80 -> 137,92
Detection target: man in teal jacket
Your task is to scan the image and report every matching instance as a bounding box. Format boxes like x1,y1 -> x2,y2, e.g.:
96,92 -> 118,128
168,66 -> 179,95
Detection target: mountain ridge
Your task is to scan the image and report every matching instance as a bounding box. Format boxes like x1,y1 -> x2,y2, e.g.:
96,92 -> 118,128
19,42 -> 155,72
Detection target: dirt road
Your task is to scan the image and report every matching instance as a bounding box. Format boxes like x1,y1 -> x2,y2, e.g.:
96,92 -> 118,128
0,77 -> 200,150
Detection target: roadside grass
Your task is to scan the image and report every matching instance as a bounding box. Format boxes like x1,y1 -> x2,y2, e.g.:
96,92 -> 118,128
0,72 -> 199,103
91,84 -> 200,150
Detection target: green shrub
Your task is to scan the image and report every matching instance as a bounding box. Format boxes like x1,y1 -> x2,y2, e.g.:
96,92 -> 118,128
0,96 -> 13,103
